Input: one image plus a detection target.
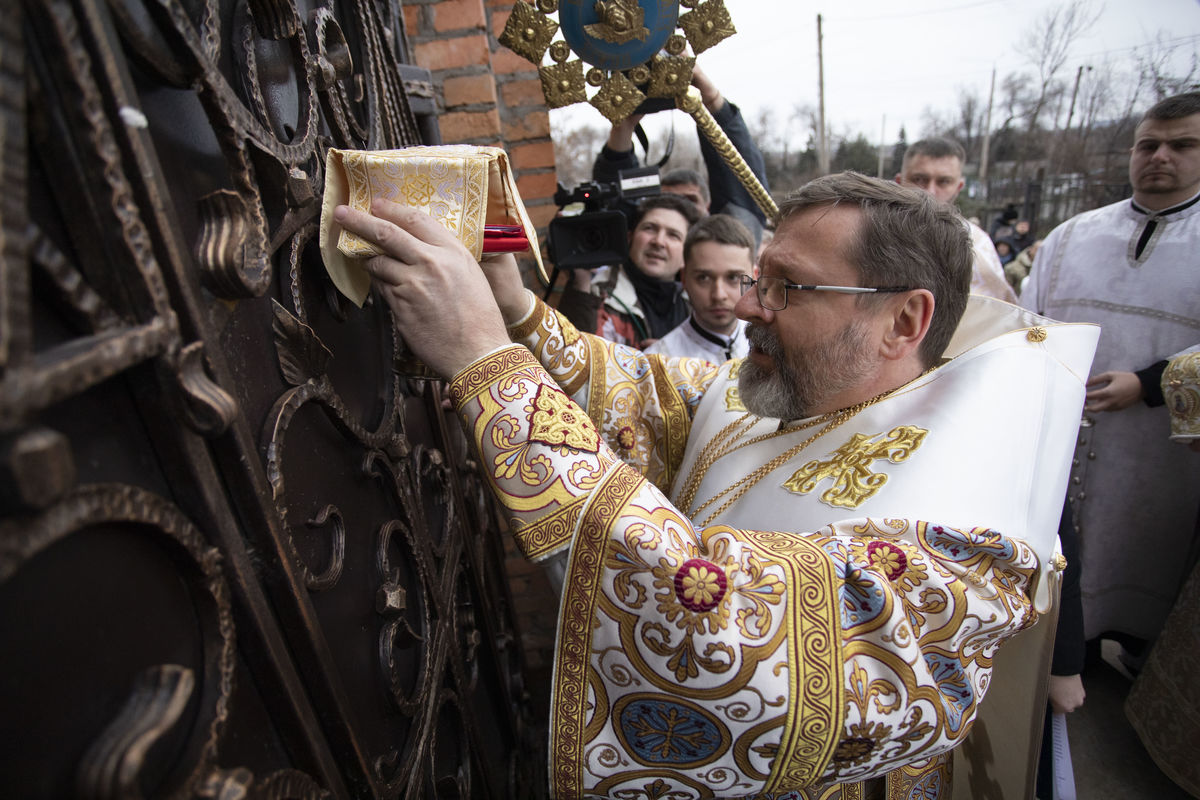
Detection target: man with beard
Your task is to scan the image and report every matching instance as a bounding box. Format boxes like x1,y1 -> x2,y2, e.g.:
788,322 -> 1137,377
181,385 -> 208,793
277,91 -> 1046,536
332,172 -> 1096,797
1022,91 -> 1200,667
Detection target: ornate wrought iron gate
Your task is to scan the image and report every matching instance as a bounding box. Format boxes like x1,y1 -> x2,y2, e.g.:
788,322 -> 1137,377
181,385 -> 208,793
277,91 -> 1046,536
0,1 -> 546,797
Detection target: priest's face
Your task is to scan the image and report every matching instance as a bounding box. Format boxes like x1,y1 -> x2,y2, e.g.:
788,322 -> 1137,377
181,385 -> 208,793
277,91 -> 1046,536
734,205 -> 881,420
1130,114 -> 1200,210
740,318 -> 874,420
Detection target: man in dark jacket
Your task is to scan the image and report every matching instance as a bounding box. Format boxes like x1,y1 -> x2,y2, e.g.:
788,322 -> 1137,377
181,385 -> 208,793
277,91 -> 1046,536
556,193 -> 701,348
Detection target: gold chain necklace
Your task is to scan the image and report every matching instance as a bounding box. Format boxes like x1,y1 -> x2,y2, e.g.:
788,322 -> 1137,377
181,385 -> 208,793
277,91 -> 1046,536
680,389 -> 894,528
675,414 -> 825,512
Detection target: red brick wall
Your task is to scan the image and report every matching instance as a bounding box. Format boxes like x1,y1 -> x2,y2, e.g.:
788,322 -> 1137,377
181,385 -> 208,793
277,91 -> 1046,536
404,0 -> 560,680
404,0 -> 559,280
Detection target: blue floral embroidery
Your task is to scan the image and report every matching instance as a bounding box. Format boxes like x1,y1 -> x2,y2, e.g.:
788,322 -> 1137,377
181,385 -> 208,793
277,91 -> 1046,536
921,650 -> 975,732
617,697 -> 724,765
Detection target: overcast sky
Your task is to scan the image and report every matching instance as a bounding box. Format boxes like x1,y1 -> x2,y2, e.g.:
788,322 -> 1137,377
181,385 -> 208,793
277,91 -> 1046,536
550,0 -> 1200,145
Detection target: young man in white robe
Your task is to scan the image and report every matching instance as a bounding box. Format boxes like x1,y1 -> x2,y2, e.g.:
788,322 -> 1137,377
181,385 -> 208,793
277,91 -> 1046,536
645,214 -> 755,363
1022,91 -> 1200,662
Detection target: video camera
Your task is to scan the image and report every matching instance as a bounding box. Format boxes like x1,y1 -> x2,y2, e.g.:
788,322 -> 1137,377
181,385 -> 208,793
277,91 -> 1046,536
546,165 -> 661,270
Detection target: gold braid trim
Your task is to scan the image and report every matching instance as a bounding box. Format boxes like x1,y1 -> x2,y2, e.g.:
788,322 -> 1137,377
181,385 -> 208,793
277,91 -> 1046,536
677,87 -> 778,220
449,345 -> 539,407
550,465 -> 646,800
586,333 -> 610,424
509,297 -> 592,396
886,753 -> 952,798
511,494 -> 587,562
507,294 -> 547,341
647,352 -> 693,491
740,528 -> 844,791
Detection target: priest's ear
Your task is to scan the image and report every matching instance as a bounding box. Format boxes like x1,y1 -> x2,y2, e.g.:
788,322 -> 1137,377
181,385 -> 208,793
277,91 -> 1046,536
879,289 -> 934,361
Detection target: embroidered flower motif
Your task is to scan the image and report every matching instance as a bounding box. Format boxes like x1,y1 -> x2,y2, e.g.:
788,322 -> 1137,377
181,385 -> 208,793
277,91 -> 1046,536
833,721 -> 892,766
527,384 -> 600,452
866,540 -> 908,581
616,425 -> 637,450
674,558 -> 728,612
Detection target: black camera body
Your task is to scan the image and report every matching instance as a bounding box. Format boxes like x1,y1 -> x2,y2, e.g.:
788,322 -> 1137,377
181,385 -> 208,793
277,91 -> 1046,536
547,166 -> 662,271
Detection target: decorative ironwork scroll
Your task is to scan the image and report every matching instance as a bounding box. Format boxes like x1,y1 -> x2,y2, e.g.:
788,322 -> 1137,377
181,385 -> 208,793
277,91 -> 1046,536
0,1 -> 545,798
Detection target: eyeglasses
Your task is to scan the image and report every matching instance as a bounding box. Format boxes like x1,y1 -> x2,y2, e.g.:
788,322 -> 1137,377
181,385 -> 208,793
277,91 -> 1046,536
738,274 -> 914,311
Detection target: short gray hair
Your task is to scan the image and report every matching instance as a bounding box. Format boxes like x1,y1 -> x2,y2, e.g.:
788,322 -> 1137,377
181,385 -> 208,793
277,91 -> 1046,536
776,172 -> 971,366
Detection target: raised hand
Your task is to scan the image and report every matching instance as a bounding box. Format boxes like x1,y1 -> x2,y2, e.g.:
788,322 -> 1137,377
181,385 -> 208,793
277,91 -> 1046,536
333,200 -> 511,377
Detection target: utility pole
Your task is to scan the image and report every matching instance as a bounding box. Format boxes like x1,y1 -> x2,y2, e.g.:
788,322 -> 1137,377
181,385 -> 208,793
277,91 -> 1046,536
817,14 -> 829,175
979,66 -> 996,197
877,115 -> 886,178
1055,64 -> 1090,175
1064,64 -> 1089,134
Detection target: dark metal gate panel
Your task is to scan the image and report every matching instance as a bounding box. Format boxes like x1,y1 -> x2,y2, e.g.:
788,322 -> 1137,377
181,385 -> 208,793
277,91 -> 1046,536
0,1 -> 546,797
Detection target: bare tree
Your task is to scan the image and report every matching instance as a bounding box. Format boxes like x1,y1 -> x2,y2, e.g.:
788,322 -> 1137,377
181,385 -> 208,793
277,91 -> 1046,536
956,87 -> 985,159
551,117 -> 607,188
918,102 -> 952,138
1012,0 -> 1102,171
919,87 -> 987,164
1133,32 -> 1200,101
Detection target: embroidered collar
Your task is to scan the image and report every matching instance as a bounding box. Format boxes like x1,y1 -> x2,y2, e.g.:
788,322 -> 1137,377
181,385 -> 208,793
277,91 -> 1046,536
688,316 -> 739,360
1131,187 -> 1200,217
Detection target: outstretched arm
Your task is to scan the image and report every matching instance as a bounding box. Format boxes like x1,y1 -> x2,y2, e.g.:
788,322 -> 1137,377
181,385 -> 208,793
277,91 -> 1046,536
692,64 -> 770,226
336,201 -> 719,489
593,113 -> 645,184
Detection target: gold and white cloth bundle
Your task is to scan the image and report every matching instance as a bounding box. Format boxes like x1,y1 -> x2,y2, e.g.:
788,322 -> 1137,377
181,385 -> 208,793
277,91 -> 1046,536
319,144 -> 543,306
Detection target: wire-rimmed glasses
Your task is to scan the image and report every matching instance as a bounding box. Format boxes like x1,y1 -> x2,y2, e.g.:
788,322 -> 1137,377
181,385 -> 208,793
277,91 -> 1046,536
738,275 -> 914,311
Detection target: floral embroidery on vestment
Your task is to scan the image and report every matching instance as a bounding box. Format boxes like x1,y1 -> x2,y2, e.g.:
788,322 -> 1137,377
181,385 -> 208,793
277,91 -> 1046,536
865,541 -> 908,582
616,423 -> 637,450
529,383 -> 600,452
674,558 -> 728,612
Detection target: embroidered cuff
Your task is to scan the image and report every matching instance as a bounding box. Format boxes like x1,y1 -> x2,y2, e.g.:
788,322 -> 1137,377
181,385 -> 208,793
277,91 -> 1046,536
449,344 -> 539,408
507,292 -> 548,341
503,289 -> 537,336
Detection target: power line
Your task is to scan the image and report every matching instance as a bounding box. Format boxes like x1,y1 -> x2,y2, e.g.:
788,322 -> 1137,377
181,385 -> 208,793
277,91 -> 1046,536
830,0 -> 1006,23
1068,32 -> 1200,63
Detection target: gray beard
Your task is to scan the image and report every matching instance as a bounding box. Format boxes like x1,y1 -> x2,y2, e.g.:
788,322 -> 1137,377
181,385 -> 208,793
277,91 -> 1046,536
738,321 -> 872,420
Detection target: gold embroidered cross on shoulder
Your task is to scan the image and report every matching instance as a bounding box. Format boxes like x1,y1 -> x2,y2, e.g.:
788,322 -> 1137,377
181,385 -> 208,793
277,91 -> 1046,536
783,426 -> 928,508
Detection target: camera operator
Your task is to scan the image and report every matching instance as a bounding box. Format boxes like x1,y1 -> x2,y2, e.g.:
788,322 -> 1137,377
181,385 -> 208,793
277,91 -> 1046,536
556,193 -> 701,348
592,64 -> 770,243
